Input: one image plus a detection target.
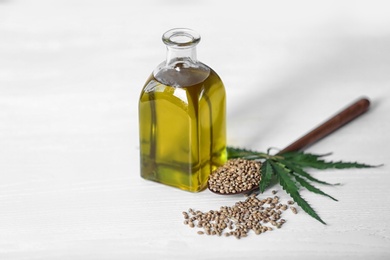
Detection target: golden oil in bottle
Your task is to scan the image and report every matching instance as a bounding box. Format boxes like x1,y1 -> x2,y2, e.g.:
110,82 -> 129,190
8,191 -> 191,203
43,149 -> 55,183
138,28 -> 227,192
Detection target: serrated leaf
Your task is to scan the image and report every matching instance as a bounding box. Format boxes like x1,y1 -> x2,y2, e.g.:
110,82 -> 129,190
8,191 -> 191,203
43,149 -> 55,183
259,160 -> 273,193
281,151 -> 376,169
281,151 -> 331,161
226,146 -> 253,158
293,174 -> 338,201
227,146 -> 268,160
299,159 -> 376,169
270,160 -> 326,224
278,159 -> 339,186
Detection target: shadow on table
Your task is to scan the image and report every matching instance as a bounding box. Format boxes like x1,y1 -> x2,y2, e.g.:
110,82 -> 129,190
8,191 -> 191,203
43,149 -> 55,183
228,33 -> 390,148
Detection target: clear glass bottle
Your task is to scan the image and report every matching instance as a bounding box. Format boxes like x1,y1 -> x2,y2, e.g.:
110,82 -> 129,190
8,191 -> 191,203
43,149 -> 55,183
138,28 -> 227,192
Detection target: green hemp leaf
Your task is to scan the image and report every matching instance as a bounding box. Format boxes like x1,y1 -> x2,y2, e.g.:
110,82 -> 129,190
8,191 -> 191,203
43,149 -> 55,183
226,146 -> 380,224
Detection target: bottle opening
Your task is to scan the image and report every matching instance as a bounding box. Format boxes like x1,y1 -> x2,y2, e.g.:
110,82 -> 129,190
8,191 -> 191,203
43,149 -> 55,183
162,28 -> 201,48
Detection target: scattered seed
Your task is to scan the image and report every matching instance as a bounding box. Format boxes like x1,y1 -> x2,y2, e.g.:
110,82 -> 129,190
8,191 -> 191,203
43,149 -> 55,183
290,206 -> 298,214
182,194 -> 297,238
287,200 -> 295,205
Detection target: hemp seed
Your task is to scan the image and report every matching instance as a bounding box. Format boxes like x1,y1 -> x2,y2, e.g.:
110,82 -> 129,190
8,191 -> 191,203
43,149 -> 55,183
290,206 -> 298,214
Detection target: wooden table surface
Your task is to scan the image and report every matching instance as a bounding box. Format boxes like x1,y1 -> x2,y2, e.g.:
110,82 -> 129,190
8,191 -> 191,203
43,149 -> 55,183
1,0 -> 390,259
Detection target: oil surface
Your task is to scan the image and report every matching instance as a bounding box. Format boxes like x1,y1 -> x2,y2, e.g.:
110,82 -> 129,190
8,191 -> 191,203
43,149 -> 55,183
139,65 -> 226,192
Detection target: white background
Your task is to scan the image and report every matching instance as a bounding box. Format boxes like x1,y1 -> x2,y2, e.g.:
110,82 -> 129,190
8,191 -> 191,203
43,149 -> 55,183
1,0 -> 390,259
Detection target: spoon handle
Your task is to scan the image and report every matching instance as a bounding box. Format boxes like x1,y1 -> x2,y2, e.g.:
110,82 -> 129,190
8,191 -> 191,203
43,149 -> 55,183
278,97 -> 370,154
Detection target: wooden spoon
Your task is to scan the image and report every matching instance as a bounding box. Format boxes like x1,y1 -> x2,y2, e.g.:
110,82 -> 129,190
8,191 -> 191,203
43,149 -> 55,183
208,97 -> 371,195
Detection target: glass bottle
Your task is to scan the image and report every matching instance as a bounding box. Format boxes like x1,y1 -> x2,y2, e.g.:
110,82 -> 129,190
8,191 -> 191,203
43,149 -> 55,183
138,28 -> 227,192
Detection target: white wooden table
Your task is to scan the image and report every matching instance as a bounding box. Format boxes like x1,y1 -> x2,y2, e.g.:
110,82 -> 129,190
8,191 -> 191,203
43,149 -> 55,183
1,0 -> 389,259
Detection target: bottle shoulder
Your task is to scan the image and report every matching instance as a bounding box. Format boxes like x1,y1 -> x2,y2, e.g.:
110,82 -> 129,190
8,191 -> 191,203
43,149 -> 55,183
152,60 -> 223,88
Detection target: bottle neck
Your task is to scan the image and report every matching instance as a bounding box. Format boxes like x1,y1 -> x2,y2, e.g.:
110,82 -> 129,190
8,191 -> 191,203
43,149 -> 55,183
155,28 -> 210,86
162,28 -> 201,68
165,46 -> 198,67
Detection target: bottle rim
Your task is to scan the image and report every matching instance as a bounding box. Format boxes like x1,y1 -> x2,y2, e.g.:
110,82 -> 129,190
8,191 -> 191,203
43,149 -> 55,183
162,28 -> 201,48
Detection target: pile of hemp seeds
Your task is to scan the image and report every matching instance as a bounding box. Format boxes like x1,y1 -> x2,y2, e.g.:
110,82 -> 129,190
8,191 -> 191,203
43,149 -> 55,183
208,158 -> 261,194
182,159 -> 298,239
